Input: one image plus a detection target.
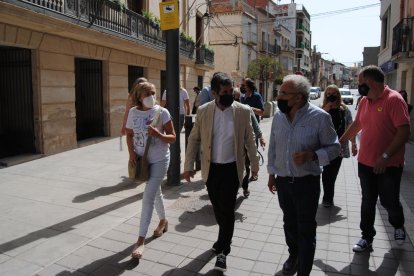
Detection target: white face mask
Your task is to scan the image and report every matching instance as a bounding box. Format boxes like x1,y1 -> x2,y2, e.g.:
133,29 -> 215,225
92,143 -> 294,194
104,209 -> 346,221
142,95 -> 155,108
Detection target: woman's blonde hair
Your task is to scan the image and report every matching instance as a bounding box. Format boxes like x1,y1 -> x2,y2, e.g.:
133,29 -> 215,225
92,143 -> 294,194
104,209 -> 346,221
132,81 -> 156,107
128,77 -> 148,95
323,84 -> 345,109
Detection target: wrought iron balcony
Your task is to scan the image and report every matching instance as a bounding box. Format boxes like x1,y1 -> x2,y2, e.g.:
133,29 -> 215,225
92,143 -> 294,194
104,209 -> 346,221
195,47 -> 214,65
392,17 -> 414,57
5,0 -> 208,62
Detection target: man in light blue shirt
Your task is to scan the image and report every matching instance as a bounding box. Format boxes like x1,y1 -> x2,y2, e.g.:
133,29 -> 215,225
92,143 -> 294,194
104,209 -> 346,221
267,74 -> 340,276
199,85 -> 214,105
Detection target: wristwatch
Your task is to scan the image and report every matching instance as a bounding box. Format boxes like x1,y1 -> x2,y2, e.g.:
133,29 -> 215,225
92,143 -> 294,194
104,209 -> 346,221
381,153 -> 390,160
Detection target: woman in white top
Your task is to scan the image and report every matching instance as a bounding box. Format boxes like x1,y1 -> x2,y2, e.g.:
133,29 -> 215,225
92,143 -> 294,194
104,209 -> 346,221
126,82 -> 176,259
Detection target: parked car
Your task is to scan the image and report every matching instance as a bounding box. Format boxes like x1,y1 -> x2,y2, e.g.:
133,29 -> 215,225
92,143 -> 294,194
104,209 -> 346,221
339,88 -> 353,105
309,87 -> 321,99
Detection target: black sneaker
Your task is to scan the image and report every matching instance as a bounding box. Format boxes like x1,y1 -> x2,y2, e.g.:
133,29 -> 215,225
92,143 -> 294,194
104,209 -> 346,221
353,238 -> 372,252
214,253 -> 227,272
395,227 -> 406,245
322,201 -> 332,208
282,255 -> 298,275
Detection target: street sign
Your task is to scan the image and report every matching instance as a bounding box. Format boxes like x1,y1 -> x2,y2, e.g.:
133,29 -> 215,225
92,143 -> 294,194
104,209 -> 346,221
159,1 -> 179,31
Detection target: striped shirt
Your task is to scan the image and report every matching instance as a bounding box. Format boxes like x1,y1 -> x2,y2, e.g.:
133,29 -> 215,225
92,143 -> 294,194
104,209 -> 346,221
267,102 -> 340,177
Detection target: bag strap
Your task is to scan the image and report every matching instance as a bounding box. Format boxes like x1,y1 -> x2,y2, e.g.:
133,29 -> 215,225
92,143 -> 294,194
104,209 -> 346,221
143,107 -> 163,158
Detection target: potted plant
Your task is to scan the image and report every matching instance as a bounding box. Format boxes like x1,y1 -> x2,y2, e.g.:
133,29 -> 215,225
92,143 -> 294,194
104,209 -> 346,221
141,10 -> 160,29
180,31 -> 194,43
201,43 -> 214,55
109,0 -> 126,12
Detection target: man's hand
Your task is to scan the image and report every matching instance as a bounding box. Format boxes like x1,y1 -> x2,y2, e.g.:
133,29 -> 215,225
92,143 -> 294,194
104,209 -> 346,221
259,137 -> 266,149
373,156 -> 387,174
351,143 -> 358,156
251,171 -> 258,179
183,171 -> 196,182
268,175 -> 277,194
292,151 -> 314,165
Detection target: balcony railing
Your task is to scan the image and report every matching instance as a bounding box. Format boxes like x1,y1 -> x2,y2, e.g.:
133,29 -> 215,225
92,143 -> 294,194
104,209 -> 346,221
196,47 -> 214,65
296,42 -> 305,49
392,17 -> 414,56
7,0 -> 208,62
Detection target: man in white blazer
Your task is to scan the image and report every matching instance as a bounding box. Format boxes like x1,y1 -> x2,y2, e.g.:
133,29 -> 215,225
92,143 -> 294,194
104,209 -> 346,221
184,72 -> 259,272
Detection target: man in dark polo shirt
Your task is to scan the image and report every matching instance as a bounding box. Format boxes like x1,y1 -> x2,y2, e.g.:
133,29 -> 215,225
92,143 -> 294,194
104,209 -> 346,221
240,78 -> 264,197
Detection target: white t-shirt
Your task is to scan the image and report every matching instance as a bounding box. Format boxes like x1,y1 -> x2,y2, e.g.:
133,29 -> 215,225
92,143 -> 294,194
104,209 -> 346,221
126,105 -> 171,163
162,88 -> 189,115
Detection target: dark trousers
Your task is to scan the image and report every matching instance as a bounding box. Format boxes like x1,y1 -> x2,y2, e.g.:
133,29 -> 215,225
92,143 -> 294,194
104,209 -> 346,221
242,155 -> 250,190
242,140 -> 258,190
276,175 -> 320,276
322,156 -> 343,203
206,162 -> 240,255
358,163 -> 404,242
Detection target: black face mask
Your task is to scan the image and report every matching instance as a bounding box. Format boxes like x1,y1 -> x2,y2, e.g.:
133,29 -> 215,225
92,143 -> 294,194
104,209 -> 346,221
358,83 -> 370,96
219,94 -> 234,107
277,99 -> 292,114
327,95 -> 338,103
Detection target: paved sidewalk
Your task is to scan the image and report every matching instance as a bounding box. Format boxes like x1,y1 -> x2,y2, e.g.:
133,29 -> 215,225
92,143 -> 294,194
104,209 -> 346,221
1,118 -> 414,275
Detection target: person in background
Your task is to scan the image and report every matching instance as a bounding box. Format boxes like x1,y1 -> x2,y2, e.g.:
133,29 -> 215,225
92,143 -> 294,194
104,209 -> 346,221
234,87 -> 266,196
233,87 -> 241,102
121,77 -> 148,135
399,90 -> 413,114
126,82 -> 176,259
241,78 -> 264,123
184,72 -> 259,272
160,85 -> 190,132
199,72 -> 224,105
340,65 -> 410,253
199,84 -> 213,105
192,86 -> 201,114
240,78 -> 264,196
320,85 -> 358,208
267,74 -> 340,275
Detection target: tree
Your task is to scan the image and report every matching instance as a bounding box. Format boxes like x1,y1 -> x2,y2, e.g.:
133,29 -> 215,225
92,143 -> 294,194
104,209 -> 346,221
246,56 -> 283,101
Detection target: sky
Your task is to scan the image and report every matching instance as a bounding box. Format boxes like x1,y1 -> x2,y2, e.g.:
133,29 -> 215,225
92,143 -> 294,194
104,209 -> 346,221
277,0 -> 381,66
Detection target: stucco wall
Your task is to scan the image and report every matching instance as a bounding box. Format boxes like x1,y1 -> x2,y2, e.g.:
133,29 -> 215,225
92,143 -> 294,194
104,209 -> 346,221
0,23 -> 169,155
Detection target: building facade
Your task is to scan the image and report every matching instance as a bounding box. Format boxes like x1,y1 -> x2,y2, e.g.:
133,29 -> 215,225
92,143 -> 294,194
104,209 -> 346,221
0,0 -> 214,160
271,3 -> 311,77
382,0 -> 414,139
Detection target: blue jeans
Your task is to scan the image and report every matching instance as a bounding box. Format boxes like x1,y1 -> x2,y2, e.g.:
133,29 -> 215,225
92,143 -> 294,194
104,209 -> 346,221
358,163 -> 404,242
276,175 -> 320,276
139,157 -> 169,237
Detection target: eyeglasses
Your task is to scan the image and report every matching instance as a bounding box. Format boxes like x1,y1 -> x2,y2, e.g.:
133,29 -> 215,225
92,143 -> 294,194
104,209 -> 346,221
279,91 -> 299,96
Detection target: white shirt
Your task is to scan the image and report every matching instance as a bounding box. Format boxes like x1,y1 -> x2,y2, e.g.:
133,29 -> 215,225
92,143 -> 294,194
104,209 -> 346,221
126,105 -> 172,163
162,88 -> 189,115
211,105 -> 236,164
